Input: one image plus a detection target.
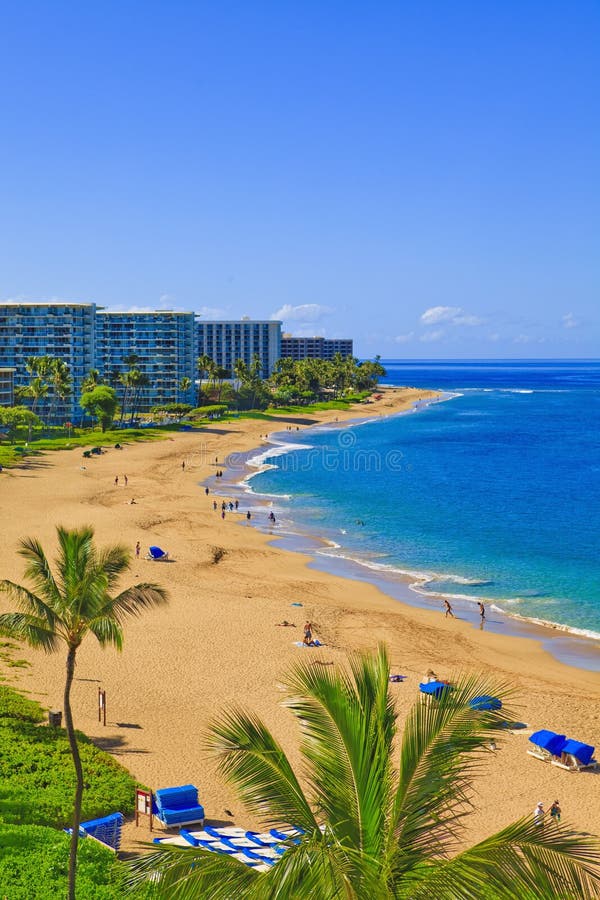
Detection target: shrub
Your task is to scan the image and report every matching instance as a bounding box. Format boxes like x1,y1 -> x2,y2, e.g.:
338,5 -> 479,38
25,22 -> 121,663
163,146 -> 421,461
0,686 -> 138,828
0,824 -> 128,899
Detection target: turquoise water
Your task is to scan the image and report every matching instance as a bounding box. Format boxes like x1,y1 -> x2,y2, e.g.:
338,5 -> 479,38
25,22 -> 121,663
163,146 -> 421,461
248,361 -> 600,639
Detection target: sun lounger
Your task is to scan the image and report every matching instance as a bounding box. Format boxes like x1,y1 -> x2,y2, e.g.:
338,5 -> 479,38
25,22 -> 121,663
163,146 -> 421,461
469,695 -> 502,711
419,680 -> 453,699
527,729 -> 567,761
551,739 -> 598,771
146,546 -> 170,561
66,812 -> 123,851
153,784 -> 205,828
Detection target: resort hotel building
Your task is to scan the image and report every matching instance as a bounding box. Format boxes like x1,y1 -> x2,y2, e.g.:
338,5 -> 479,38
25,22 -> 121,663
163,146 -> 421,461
280,335 -> 353,360
95,310 -> 196,409
196,319 -> 281,378
0,368 -> 15,407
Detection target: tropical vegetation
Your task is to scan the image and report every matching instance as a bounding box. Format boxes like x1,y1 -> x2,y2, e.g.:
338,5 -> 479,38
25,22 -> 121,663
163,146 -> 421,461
0,526 -> 169,900
130,645 -> 600,899
0,682 -> 140,898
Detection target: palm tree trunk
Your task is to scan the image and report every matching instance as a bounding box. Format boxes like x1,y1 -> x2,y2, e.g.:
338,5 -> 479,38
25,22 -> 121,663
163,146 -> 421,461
64,645 -> 83,900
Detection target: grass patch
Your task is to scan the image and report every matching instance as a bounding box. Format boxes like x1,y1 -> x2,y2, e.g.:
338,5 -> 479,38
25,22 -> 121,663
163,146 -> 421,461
0,426 -> 166,468
0,824 -> 130,899
0,684 -> 138,828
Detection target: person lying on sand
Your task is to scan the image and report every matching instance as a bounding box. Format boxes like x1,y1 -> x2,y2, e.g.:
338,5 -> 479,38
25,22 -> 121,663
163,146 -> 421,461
276,621 -> 295,627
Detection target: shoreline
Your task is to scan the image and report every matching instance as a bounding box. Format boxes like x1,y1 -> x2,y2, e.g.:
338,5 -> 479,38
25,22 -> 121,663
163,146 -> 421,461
225,403 -> 600,672
0,385 -> 599,852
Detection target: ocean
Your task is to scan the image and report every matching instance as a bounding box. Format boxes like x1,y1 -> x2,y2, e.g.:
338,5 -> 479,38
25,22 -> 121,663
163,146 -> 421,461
244,361 -> 600,652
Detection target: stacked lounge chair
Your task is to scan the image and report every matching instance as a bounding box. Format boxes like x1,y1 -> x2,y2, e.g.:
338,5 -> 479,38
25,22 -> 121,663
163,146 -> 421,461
153,784 -> 205,828
66,812 -> 123,851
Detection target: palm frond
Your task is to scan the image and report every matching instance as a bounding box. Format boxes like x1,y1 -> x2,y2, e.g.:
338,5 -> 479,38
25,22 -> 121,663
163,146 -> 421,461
404,816 -> 600,899
283,645 -> 396,858
128,843 -> 261,899
15,537 -> 62,608
94,544 -> 131,589
0,580 -> 59,630
87,615 -> 124,650
0,612 -> 61,653
206,708 -> 319,834
101,583 -> 169,623
390,673 -> 515,865
55,525 -> 96,615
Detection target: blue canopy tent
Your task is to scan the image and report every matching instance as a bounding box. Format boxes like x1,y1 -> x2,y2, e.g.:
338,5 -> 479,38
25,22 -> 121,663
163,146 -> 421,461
527,729 -> 567,761
469,695 -> 502,712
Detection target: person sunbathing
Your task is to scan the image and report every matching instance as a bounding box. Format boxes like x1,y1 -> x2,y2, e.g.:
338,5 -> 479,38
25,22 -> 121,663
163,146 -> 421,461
276,620 -> 295,627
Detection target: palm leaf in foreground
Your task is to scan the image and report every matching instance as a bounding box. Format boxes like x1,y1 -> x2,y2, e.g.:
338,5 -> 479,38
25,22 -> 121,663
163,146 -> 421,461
131,645 -> 600,898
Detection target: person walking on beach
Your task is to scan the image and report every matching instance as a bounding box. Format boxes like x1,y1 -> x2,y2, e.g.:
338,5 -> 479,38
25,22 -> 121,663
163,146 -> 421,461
235,499 -> 239,510
444,599 -> 455,618
246,510 -> 251,520
478,602 -> 485,620
534,802 -> 545,826
550,800 -> 561,824
124,474 -> 128,487
213,500 -> 217,511
303,621 -> 313,645
205,486 -> 209,495
221,510 -> 226,520
114,475 -> 119,486
135,541 -> 140,558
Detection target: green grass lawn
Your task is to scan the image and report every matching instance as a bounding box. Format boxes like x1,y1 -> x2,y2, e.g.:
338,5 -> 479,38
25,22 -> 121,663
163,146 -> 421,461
0,682 -> 144,897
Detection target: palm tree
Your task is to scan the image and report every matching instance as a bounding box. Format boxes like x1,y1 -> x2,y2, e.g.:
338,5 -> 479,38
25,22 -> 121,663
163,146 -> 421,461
179,376 -> 192,401
197,354 -> 213,404
48,358 -> 72,424
81,368 -> 102,394
0,526 -> 169,900
130,646 -> 600,898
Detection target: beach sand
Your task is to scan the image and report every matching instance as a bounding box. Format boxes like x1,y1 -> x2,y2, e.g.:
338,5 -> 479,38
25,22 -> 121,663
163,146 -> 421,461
1,387 -> 599,855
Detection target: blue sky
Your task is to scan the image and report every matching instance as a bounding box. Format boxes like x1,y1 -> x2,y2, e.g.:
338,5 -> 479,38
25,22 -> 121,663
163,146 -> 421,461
0,2 -> 598,358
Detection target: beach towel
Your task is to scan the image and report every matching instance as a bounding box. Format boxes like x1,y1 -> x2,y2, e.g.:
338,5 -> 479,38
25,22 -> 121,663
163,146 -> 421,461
293,640 -> 324,648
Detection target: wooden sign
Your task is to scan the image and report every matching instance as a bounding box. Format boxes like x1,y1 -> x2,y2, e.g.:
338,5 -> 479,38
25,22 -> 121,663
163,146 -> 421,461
135,789 -> 153,830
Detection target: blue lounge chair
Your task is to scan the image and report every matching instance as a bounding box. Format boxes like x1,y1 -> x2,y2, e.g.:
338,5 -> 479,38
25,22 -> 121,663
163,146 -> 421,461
66,812 -> 123,851
552,739 -> 598,771
527,730 -> 567,761
146,546 -> 170,561
419,680 -> 453,699
469,695 -> 502,711
153,784 -> 205,828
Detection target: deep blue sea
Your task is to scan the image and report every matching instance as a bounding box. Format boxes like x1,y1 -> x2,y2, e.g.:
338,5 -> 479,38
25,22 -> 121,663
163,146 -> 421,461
248,361 -> 600,640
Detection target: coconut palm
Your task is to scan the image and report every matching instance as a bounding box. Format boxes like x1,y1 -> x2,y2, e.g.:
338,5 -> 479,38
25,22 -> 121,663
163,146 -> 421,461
0,526 -> 169,900
197,354 -> 213,404
179,376 -> 192,401
130,646 -> 600,898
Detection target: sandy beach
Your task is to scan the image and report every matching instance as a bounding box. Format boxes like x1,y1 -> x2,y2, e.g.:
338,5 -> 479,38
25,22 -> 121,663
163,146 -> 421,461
1,387 -> 599,854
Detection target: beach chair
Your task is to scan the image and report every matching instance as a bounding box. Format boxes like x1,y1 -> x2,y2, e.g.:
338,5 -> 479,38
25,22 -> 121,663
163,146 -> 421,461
145,545 -> 170,561
419,680 -> 453,700
527,730 -> 567,762
469,695 -> 502,712
66,812 -> 123,852
153,784 -> 205,829
551,739 -> 598,771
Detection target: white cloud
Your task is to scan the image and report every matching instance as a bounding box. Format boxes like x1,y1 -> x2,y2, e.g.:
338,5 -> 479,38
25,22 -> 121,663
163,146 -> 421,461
562,312 -> 580,329
513,334 -> 531,344
487,332 -> 501,342
197,305 -> 229,319
420,305 -> 482,327
271,303 -> 334,322
394,332 -> 415,343
420,329 -> 445,343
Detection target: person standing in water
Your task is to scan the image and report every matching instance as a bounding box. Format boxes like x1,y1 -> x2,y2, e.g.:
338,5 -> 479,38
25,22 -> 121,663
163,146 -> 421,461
478,602 -> 485,620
